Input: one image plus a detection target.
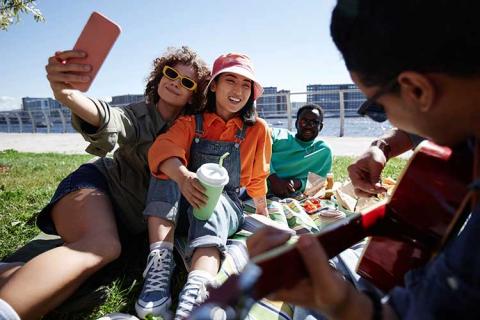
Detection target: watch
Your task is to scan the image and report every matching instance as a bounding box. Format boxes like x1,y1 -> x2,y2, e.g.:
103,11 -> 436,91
370,139 -> 392,159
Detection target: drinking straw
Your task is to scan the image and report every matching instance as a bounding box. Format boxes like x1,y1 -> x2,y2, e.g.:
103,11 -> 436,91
219,152 -> 230,167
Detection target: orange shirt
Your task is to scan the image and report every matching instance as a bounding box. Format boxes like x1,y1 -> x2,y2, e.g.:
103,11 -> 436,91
148,112 -> 272,198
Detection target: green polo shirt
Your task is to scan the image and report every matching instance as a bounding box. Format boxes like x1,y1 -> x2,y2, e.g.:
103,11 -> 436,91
270,127 -> 332,192
71,99 -> 168,234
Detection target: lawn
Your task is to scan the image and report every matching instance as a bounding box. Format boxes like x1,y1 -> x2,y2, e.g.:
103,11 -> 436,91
0,150 -> 406,319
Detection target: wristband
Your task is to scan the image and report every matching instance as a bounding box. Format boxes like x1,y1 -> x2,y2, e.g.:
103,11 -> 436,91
362,290 -> 383,320
371,139 -> 392,160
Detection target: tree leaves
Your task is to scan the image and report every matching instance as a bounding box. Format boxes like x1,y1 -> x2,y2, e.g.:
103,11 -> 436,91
0,0 -> 44,31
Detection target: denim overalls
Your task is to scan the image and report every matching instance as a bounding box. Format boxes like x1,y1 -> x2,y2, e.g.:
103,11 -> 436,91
144,114 -> 246,261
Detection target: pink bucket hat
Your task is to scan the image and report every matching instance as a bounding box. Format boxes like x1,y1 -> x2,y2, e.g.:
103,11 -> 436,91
207,53 -> 263,101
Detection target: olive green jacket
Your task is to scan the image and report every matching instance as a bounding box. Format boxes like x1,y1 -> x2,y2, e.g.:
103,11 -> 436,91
72,99 -> 168,234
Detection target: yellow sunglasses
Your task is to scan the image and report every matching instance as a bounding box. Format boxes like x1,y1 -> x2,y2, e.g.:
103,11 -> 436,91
162,66 -> 198,91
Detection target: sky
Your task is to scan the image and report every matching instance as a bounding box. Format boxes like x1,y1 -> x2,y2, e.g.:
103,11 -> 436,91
0,0 -> 352,111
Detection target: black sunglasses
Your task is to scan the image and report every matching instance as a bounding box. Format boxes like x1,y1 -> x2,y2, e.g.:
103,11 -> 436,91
357,79 -> 398,123
299,119 -> 322,127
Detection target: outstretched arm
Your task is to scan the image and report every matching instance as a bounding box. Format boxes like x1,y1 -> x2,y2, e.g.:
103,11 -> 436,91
45,50 -> 100,127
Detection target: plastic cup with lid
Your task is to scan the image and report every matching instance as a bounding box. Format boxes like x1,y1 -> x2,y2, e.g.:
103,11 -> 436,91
193,163 -> 229,220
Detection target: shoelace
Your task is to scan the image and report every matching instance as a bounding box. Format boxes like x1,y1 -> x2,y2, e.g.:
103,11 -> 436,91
142,249 -> 172,293
176,276 -> 210,319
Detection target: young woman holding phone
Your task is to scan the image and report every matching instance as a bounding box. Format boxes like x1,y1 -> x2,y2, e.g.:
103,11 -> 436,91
0,46 -> 210,320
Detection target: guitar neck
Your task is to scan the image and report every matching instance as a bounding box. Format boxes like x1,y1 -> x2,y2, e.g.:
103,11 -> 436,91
251,203 -> 386,299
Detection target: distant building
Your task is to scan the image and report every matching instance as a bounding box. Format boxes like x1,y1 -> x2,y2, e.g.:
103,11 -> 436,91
111,94 -> 144,107
256,87 -> 277,117
276,89 -> 289,112
256,87 -> 291,117
14,97 -> 70,131
22,97 -> 62,112
306,84 -> 366,117
291,101 -> 305,115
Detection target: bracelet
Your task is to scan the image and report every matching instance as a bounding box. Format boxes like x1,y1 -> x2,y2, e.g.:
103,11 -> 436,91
370,139 -> 392,160
288,179 -> 295,190
362,290 -> 383,320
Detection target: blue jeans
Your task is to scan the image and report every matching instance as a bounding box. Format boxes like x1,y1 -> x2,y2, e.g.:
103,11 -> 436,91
144,177 -> 244,261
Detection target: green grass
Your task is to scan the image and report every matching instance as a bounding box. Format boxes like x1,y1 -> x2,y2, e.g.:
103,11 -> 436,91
0,150 -> 92,258
332,155 -> 406,183
0,150 -> 406,319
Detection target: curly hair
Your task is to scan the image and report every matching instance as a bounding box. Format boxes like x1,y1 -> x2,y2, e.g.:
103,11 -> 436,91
144,46 -> 210,114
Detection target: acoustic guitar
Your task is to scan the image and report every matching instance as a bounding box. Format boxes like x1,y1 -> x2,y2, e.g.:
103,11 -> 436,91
191,140 -> 473,318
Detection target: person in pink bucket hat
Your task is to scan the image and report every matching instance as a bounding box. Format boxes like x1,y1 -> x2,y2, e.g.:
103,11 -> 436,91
138,52 -> 272,319
207,53 -> 263,101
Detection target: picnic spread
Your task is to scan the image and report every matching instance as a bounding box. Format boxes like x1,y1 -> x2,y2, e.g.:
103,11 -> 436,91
173,172 -> 396,319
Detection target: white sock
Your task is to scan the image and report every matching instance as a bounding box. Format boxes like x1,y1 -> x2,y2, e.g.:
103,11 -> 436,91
0,299 -> 21,320
188,269 -> 214,283
176,270 -> 215,319
150,240 -> 173,251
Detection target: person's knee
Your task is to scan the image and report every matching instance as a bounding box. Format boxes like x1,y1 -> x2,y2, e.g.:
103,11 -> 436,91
94,232 -> 122,262
75,231 -> 122,264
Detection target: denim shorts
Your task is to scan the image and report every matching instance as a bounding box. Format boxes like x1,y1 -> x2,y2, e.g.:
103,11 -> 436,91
143,176 -> 244,261
36,164 -> 110,235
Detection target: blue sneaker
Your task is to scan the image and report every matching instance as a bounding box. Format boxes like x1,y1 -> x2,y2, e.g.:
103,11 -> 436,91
135,248 -> 175,319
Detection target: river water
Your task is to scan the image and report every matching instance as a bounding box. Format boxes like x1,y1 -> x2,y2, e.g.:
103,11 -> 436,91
265,116 -> 393,137
0,116 -> 393,137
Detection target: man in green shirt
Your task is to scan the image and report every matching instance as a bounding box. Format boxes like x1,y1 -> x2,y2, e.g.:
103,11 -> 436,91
268,104 -> 332,197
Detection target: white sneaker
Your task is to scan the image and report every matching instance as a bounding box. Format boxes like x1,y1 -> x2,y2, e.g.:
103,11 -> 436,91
174,271 -> 211,320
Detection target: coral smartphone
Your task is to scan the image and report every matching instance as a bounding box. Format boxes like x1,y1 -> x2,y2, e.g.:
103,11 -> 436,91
69,11 -> 121,92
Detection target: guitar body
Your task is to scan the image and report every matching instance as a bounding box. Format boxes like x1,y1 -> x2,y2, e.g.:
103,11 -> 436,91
357,141 -> 472,291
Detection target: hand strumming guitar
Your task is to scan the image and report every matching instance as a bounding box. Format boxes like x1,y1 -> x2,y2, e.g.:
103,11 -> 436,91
247,226 -> 398,320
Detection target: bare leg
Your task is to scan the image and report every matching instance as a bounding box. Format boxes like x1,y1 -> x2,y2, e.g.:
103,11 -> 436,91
0,263 -> 23,288
147,216 -> 175,244
190,247 -> 220,277
0,189 -> 121,320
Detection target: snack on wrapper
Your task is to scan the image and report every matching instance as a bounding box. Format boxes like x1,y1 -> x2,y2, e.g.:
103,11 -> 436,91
356,196 -> 381,211
335,185 -> 357,212
302,197 -> 322,214
382,176 -> 396,196
304,175 -> 397,213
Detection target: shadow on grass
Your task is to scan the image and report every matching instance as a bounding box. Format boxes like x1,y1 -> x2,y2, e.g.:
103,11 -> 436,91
3,230 -> 190,319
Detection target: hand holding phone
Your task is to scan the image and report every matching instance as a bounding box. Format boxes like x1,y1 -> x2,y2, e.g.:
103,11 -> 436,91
69,11 -> 121,92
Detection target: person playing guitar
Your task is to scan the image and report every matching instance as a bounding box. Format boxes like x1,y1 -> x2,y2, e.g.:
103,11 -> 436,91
192,1 -> 480,319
